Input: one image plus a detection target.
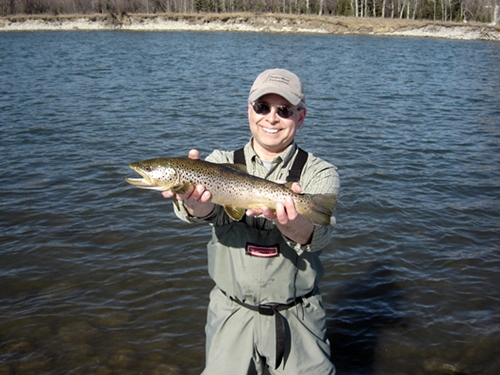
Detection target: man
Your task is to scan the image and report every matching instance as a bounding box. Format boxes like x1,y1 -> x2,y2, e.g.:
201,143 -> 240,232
162,69 -> 339,375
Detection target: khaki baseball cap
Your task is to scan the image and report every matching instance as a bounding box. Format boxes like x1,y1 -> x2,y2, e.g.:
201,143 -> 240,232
248,69 -> 305,106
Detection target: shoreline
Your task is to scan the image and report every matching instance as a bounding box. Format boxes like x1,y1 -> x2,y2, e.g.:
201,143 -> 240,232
1,13 -> 499,41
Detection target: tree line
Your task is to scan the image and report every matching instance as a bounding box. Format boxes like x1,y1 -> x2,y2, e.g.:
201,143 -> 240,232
1,0 -> 499,23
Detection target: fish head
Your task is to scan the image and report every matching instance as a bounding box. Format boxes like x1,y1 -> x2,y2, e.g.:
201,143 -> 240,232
125,158 -> 179,191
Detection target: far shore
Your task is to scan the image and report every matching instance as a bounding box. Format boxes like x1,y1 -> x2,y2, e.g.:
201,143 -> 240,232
1,12 -> 499,41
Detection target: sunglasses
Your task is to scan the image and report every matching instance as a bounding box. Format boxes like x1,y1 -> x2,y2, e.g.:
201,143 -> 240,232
252,102 -> 298,119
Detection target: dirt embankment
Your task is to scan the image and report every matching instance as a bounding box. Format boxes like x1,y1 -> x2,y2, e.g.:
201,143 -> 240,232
1,12 -> 499,41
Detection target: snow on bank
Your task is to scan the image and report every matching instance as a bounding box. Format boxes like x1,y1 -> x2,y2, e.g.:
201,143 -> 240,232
1,16 -> 499,41
387,24 -> 500,41
0,17 -> 325,33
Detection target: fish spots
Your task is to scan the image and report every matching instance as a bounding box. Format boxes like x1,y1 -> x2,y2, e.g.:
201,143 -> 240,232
127,157 -> 337,225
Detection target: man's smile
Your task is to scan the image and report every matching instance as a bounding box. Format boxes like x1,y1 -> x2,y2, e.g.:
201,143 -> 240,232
262,126 -> 280,134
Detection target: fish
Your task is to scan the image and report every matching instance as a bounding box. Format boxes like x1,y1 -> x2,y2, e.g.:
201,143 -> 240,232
125,157 -> 338,226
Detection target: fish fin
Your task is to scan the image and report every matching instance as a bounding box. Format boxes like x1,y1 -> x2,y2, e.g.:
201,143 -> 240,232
172,196 -> 180,211
169,183 -> 193,210
284,182 -> 294,189
302,193 -> 339,226
224,206 -> 246,221
223,163 -> 248,173
172,182 -> 191,195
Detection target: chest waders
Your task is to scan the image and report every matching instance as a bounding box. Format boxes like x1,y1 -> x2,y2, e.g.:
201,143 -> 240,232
229,147 -> 309,369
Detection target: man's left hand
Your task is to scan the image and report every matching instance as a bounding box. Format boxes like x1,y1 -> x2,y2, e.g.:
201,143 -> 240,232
246,183 -> 314,245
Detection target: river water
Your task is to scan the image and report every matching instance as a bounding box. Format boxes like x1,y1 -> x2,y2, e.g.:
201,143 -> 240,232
0,31 -> 499,375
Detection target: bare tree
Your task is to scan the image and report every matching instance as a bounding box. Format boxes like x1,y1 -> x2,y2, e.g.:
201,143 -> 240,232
493,0 -> 500,24
354,0 -> 359,16
2,0 -> 499,23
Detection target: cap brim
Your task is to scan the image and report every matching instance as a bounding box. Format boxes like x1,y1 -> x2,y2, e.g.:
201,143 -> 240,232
248,87 -> 302,106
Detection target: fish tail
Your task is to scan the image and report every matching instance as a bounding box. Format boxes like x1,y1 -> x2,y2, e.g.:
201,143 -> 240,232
302,193 -> 339,226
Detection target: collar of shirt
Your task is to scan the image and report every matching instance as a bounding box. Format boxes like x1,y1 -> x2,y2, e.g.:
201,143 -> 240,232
243,138 -> 299,179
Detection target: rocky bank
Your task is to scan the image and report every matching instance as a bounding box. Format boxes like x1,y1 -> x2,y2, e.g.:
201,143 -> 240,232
1,13 -> 499,41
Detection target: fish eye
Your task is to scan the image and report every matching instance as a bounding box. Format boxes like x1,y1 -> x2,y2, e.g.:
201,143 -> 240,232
144,165 -> 152,172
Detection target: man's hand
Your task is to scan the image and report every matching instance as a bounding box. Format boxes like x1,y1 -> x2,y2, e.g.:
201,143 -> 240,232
245,182 -> 302,219
246,182 -> 315,245
161,150 -> 215,218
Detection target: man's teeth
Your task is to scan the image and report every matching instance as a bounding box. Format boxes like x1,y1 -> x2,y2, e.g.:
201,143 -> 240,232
263,128 -> 279,134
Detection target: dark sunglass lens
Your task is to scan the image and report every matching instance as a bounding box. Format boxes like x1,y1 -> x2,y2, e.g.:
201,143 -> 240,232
253,102 -> 294,118
277,106 -> 294,119
253,103 -> 270,115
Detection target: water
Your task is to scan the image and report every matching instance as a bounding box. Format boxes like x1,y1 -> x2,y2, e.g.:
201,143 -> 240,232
1,31 -> 499,375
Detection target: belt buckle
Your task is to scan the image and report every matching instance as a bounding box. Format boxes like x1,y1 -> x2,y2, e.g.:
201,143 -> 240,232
258,304 -> 275,316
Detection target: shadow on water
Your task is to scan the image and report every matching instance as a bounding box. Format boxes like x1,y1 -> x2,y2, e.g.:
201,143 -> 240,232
326,263 -> 406,375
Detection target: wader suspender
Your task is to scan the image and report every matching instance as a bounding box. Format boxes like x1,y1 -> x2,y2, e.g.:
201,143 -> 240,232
230,146 -> 309,369
233,147 -> 308,183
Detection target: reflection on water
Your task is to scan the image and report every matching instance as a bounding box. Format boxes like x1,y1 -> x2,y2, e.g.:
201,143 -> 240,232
327,263 -> 405,374
1,31 -> 500,374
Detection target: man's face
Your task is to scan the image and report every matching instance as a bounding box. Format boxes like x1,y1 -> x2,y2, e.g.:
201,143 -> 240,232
248,94 -> 306,158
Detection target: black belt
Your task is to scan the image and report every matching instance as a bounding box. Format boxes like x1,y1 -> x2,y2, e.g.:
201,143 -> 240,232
221,289 -> 314,369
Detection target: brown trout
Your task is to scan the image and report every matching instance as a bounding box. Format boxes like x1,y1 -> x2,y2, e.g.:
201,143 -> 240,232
125,158 -> 338,225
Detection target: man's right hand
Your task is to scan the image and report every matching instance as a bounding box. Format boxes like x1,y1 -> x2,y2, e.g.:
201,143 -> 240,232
161,149 -> 215,218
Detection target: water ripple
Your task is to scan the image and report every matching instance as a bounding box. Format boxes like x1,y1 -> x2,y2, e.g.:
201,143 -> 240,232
1,31 -> 500,375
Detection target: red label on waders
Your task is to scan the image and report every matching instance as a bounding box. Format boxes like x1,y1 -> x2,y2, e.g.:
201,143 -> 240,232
245,243 -> 279,258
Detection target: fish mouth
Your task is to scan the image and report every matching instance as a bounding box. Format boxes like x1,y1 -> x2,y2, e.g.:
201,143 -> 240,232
125,176 -> 153,187
125,165 -> 166,191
